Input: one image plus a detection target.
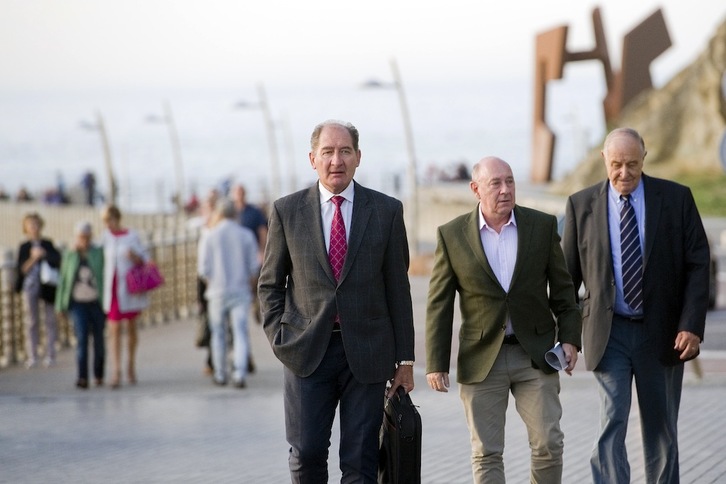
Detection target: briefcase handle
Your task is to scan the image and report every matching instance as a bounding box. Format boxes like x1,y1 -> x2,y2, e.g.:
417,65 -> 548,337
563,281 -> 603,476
384,385 -> 408,401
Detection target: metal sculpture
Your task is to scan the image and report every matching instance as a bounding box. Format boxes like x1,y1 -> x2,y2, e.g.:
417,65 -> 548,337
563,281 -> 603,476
531,7 -> 671,183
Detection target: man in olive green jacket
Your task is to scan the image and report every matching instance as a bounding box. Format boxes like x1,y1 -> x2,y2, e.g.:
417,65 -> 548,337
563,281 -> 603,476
426,157 -> 581,483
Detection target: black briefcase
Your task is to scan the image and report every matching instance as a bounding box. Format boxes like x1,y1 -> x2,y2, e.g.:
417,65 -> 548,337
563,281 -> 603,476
378,387 -> 422,484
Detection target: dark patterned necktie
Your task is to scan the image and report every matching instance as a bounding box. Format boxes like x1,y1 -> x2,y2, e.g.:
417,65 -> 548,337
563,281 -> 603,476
329,196 -> 347,282
620,195 -> 643,311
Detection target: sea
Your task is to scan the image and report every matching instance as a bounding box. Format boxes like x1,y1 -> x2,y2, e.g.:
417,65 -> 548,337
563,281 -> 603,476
0,74 -> 606,213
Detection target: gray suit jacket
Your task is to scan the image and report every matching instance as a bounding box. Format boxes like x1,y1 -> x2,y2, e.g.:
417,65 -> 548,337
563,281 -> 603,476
563,174 -> 710,370
258,182 -> 415,384
426,205 -> 581,384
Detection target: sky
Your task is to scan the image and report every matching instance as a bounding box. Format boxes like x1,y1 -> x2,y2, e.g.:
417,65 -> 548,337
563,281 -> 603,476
1,0 -> 725,91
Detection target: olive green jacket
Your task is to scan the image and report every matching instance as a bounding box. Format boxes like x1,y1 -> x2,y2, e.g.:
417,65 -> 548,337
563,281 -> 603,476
426,205 -> 581,384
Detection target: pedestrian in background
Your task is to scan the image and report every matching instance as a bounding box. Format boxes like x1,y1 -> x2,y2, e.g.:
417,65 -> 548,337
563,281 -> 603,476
426,157 -> 581,483
194,189 -> 220,375
101,205 -> 149,389
198,199 -> 259,388
258,120 -> 415,482
232,183 -> 267,325
56,221 -> 105,389
15,212 -> 61,368
563,127 -> 711,483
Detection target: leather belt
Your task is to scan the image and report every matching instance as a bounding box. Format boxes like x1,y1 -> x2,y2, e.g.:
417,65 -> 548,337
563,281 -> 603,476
332,323 -> 341,333
615,314 -> 644,323
502,334 -> 519,345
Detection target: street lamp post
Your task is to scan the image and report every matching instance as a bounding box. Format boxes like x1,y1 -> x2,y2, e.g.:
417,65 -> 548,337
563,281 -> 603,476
363,58 -> 420,256
80,111 -> 118,205
235,83 -> 282,201
146,100 -> 185,212
281,113 -> 298,194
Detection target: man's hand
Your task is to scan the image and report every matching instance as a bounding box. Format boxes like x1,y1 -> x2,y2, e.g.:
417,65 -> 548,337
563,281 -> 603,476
426,371 -> 450,393
561,343 -> 579,376
675,331 -> 701,360
387,365 -> 414,398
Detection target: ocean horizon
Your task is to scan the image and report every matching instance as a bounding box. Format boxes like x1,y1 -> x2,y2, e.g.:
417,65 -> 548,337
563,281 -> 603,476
1,74 -> 606,213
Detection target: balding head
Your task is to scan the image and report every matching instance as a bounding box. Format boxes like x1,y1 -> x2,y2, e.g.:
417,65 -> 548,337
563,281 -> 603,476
471,157 -> 512,183
470,156 -> 516,231
601,127 -> 647,196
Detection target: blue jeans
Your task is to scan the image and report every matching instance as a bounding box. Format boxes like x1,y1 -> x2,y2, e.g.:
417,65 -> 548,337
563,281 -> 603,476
69,301 -> 106,381
207,294 -> 250,384
591,316 -> 683,484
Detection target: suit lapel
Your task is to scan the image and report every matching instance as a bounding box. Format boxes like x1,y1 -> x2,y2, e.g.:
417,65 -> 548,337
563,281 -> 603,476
592,181 -> 613,270
462,206 -> 500,287
299,185 -> 336,283
339,181 -> 371,284
509,206 -> 529,287
642,175 -> 660,268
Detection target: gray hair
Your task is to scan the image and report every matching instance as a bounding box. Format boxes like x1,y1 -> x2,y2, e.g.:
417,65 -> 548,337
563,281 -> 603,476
74,220 -> 93,236
310,120 -> 360,152
603,128 -> 646,155
215,198 -> 237,219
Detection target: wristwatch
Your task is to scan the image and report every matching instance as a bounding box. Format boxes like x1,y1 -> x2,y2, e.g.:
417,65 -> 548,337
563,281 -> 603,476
397,360 -> 415,366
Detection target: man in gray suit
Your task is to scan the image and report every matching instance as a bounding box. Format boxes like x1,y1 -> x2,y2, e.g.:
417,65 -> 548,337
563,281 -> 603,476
563,127 -> 710,483
258,120 -> 415,483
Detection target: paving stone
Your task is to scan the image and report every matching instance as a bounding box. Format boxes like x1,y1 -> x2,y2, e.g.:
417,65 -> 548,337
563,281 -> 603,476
1,276 -> 725,483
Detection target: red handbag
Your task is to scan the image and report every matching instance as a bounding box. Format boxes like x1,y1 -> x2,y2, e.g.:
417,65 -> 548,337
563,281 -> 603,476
126,262 -> 165,294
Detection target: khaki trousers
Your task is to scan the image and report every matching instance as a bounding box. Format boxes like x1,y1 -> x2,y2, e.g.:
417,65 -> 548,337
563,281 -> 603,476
459,343 -> 564,484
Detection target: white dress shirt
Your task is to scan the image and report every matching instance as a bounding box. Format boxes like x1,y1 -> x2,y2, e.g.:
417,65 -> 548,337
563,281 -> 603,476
478,206 -> 518,335
318,181 -> 354,251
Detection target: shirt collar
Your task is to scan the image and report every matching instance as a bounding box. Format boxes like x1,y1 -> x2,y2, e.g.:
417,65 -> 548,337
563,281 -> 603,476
609,178 -> 644,205
318,181 -> 355,204
477,204 -> 517,231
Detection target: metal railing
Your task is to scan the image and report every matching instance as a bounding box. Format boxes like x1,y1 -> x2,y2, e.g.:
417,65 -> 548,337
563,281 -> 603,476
0,229 -> 200,369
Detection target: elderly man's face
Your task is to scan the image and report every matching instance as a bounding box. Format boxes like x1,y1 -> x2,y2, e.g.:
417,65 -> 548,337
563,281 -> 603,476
602,134 -> 645,196
470,158 -> 516,220
309,125 -> 361,194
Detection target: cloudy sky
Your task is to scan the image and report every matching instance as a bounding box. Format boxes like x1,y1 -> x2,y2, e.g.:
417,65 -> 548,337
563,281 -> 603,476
2,0 -> 725,90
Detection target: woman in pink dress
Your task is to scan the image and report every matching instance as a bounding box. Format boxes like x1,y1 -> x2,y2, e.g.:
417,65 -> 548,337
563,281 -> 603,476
101,205 -> 149,388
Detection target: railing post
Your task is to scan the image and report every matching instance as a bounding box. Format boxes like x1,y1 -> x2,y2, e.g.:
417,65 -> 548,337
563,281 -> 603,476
0,212 -> 203,370
1,249 -> 18,367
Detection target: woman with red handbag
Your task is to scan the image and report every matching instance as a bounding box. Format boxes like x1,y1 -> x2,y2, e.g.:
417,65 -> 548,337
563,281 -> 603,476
100,205 -> 149,389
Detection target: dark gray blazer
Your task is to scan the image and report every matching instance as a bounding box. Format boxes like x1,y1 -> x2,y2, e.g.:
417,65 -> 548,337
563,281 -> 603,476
563,174 -> 710,370
258,182 -> 415,384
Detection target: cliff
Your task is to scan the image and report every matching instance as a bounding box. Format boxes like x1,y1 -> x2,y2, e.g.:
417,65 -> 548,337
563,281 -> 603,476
554,16 -> 726,193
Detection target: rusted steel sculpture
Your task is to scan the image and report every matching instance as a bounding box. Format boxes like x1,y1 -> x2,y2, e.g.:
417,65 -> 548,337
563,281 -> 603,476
531,7 -> 671,183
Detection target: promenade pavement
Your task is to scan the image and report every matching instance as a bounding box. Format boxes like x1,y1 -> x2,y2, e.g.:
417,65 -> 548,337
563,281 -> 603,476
2,275 -> 726,483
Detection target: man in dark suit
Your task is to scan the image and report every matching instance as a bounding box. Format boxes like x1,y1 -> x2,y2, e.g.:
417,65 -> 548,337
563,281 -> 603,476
258,120 -> 415,483
562,127 -> 710,483
426,156 -> 581,483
